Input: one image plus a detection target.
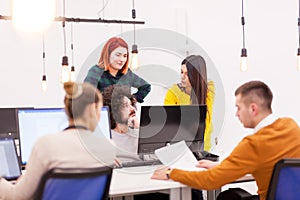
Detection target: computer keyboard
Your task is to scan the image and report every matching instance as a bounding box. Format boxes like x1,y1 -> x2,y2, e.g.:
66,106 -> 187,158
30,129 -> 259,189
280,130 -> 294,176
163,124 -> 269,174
118,159 -> 162,168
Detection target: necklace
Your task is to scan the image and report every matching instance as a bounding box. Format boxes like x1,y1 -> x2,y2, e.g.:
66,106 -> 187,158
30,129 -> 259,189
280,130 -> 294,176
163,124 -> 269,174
64,125 -> 88,131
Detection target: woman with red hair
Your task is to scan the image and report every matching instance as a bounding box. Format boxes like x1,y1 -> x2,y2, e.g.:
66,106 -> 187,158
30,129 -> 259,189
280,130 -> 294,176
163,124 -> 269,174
84,37 -> 151,103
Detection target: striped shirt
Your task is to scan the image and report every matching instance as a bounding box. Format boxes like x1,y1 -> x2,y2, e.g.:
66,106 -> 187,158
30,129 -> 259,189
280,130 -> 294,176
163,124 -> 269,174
84,65 -> 151,103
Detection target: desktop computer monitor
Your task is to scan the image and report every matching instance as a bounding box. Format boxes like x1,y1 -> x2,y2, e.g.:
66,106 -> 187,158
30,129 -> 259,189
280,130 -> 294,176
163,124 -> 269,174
93,106 -> 112,140
17,108 -> 68,165
0,108 -> 18,137
17,106 -> 112,165
0,107 -> 33,138
138,105 -> 207,154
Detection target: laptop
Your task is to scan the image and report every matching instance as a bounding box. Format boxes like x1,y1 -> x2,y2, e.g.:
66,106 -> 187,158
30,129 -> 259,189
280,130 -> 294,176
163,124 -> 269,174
0,137 -> 21,180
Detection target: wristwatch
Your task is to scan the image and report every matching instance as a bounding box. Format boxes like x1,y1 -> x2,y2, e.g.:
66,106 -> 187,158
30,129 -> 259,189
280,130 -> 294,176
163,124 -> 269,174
165,168 -> 172,179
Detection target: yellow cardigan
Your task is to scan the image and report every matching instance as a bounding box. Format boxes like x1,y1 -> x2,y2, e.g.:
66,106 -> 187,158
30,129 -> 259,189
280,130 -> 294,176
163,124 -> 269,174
164,81 -> 215,151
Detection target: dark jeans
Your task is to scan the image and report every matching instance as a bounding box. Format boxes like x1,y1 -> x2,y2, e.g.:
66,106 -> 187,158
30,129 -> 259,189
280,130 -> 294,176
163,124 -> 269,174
133,190 -> 204,200
192,189 -> 204,200
134,193 -> 169,200
217,188 -> 259,200
247,195 -> 260,200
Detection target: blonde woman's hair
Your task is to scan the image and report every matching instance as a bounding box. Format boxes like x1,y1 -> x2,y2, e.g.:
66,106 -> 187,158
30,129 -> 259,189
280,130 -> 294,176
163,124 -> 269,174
63,82 -> 102,119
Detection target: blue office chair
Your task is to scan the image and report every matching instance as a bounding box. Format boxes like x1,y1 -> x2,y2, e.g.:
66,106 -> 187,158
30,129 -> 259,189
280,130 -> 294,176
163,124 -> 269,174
266,158 -> 300,200
34,166 -> 113,200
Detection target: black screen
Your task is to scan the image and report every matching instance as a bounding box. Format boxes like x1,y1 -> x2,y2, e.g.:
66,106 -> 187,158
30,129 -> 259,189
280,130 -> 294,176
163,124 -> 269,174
138,105 -> 207,154
0,107 -> 33,139
0,108 -> 18,137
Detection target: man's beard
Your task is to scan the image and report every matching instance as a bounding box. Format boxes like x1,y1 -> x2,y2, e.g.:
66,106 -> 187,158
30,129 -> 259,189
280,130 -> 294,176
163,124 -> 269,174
117,118 -> 128,125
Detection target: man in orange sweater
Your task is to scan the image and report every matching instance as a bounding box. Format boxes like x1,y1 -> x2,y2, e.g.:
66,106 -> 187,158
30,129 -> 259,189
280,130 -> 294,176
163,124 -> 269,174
152,80 -> 300,200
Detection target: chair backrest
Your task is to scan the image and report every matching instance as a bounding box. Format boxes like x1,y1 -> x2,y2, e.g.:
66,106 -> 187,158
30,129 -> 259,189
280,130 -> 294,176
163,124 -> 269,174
266,158 -> 300,200
34,166 -> 113,200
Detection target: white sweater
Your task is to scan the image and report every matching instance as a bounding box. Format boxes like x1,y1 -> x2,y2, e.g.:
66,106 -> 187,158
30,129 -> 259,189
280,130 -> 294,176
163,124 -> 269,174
111,128 -> 139,154
0,129 -> 116,200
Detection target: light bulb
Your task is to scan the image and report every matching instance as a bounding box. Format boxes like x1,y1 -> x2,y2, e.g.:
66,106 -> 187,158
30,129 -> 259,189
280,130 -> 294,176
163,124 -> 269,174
70,66 -> 76,82
130,44 -> 139,70
61,65 -> 69,83
297,55 -> 300,71
240,48 -> 248,72
42,75 -> 47,92
12,0 -> 55,33
131,53 -> 139,70
61,56 -> 70,83
240,57 -> 248,72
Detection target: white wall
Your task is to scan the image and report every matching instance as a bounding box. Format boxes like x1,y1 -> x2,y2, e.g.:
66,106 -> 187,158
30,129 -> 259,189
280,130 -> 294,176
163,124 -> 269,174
0,0 -> 299,195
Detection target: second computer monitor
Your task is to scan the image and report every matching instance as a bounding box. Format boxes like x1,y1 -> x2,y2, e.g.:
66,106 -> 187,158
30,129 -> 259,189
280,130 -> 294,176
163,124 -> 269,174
138,105 -> 207,154
17,108 -> 68,165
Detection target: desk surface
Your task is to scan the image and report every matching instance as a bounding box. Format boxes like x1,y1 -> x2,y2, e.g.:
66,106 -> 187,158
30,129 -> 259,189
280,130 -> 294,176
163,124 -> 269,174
110,166 -> 255,200
110,165 -> 188,197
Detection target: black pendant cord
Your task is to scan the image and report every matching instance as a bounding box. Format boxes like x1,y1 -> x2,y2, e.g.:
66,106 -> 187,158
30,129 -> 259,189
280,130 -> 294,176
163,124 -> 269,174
298,0 -> 300,55
64,125 -> 88,131
241,0 -> 246,49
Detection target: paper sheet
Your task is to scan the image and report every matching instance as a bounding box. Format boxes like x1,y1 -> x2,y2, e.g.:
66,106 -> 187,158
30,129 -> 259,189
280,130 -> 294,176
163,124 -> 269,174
155,140 -> 205,171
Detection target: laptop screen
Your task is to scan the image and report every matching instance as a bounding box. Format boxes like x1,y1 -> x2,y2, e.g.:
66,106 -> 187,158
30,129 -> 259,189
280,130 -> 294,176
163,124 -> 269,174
0,137 -> 21,180
17,108 -> 68,165
138,105 -> 207,154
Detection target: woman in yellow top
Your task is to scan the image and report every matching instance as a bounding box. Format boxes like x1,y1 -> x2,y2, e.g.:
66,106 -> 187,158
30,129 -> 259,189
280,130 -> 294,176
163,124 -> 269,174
164,55 -> 214,151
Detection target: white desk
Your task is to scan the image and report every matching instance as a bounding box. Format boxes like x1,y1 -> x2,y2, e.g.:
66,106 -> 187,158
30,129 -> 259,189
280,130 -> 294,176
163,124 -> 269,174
109,165 -> 191,200
110,165 -> 255,200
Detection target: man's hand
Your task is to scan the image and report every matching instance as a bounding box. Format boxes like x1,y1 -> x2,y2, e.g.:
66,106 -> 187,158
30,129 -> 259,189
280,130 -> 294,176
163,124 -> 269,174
197,159 -> 219,169
151,166 -> 170,180
128,115 -> 139,129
